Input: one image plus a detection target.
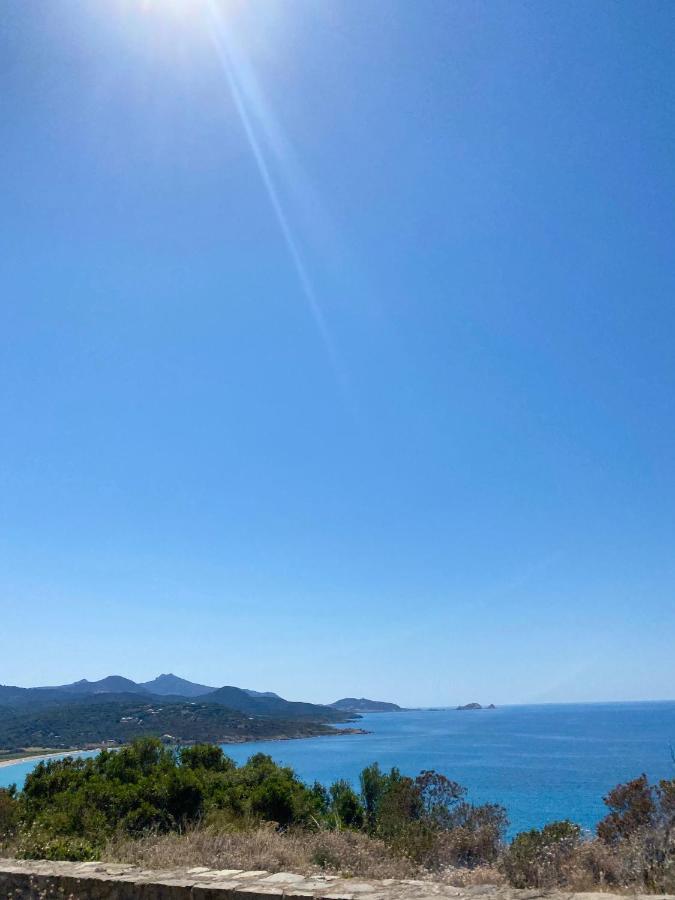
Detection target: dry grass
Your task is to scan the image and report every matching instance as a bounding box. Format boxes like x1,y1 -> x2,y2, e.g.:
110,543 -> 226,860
569,834 -> 675,894
17,823 -> 675,893
103,825 -> 504,884
104,826 -> 415,879
500,834 -> 675,894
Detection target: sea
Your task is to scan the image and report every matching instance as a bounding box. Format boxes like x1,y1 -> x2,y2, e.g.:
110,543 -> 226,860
2,702 -> 674,836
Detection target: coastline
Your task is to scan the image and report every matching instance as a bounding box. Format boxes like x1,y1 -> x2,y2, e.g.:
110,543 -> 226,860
0,749 -> 93,769
0,726 -> 369,771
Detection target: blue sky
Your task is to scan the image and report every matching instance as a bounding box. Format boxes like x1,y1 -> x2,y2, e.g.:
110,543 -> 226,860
1,1 -> 674,706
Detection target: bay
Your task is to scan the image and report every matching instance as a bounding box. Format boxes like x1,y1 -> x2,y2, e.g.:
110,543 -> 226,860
2,702 -> 674,835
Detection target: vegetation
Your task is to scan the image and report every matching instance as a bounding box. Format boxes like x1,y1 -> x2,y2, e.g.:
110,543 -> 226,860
499,775 -> 675,892
1,739 -> 673,892
330,699 -> 402,713
500,820 -> 582,887
0,677 -> 353,754
0,738 -> 506,870
0,699 -> 348,750
0,786 -> 19,844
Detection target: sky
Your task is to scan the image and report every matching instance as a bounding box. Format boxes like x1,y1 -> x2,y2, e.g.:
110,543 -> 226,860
1,1 -> 674,707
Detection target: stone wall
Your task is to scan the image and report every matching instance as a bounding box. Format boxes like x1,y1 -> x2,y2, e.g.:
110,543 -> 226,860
0,859 -> 673,900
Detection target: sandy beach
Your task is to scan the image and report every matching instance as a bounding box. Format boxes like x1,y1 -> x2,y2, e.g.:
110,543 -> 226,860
0,749 -> 91,769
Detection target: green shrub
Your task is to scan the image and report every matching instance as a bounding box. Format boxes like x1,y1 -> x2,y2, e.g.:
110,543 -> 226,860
501,820 -> 581,888
17,824 -> 99,862
359,763 -> 388,832
356,764 -> 506,868
0,786 -> 19,847
3,738 -> 509,873
329,780 -> 365,830
180,743 -> 235,773
16,739 -> 332,858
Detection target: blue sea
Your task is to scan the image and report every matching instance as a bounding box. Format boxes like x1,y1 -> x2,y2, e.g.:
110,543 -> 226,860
2,702 -> 674,835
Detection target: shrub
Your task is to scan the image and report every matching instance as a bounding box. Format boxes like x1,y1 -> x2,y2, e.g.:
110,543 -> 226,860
355,764 -> 506,868
375,772 -> 423,838
16,739 -> 332,858
16,824 -> 99,862
501,820 -> 581,888
359,763 -> 388,832
0,786 -> 19,848
439,803 -> 508,867
329,780 -> 364,830
180,743 -> 236,773
597,775 -> 655,844
415,770 -> 466,829
596,774 -> 675,892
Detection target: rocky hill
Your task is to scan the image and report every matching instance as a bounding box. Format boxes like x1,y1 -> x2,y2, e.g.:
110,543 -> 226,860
330,697 -> 402,712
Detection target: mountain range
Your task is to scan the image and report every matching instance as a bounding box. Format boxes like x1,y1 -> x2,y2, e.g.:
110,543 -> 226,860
0,674 -> 361,752
0,675 -> 319,718
1,676 -> 398,714
35,674 -> 279,701
0,676 -> 407,754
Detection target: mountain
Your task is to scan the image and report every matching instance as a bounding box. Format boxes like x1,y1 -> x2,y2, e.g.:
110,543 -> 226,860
44,676 -> 150,696
0,698 -> 351,750
243,688 -> 281,699
0,685 -> 30,705
205,686 -> 345,721
29,675 -> 281,701
139,674 -> 216,697
456,702 -> 495,710
0,678 -> 350,737
0,684 -> 146,710
330,698 -> 402,713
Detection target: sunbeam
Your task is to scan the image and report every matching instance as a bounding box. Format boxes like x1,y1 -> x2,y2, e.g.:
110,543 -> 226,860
204,0 -> 344,382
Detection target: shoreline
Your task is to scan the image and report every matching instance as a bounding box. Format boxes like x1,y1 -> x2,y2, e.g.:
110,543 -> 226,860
0,749 -> 94,769
0,726 -> 370,770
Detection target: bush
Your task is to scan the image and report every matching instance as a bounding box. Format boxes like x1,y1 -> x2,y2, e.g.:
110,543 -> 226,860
415,771 -> 466,829
180,743 -> 236,773
355,764 -> 506,868
501,820 -> 581,888
0,738 -> 514,877
595,774 -> 675,892
16,824 -> 99,862
16,739 -> 332,859
359,763 -> 388,832
597,775 -> 655,844
329,780 -> 364,830
439,803 -> 508,867
0,786 -> 19,850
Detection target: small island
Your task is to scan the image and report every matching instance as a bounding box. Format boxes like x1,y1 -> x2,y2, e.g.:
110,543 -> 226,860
456,702 -> 496,710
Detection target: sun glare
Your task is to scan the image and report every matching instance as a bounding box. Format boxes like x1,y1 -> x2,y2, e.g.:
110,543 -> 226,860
140,0 -> 204,19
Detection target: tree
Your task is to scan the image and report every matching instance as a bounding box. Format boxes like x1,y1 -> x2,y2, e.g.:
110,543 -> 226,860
180,743 -> 234,773
359,763 -> 388,831
415,770 -> 466,829
329,780 -> 364,829
597,775 -> 655,844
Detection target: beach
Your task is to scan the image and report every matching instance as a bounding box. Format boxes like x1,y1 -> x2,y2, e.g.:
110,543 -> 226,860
0,749 -> 91,769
